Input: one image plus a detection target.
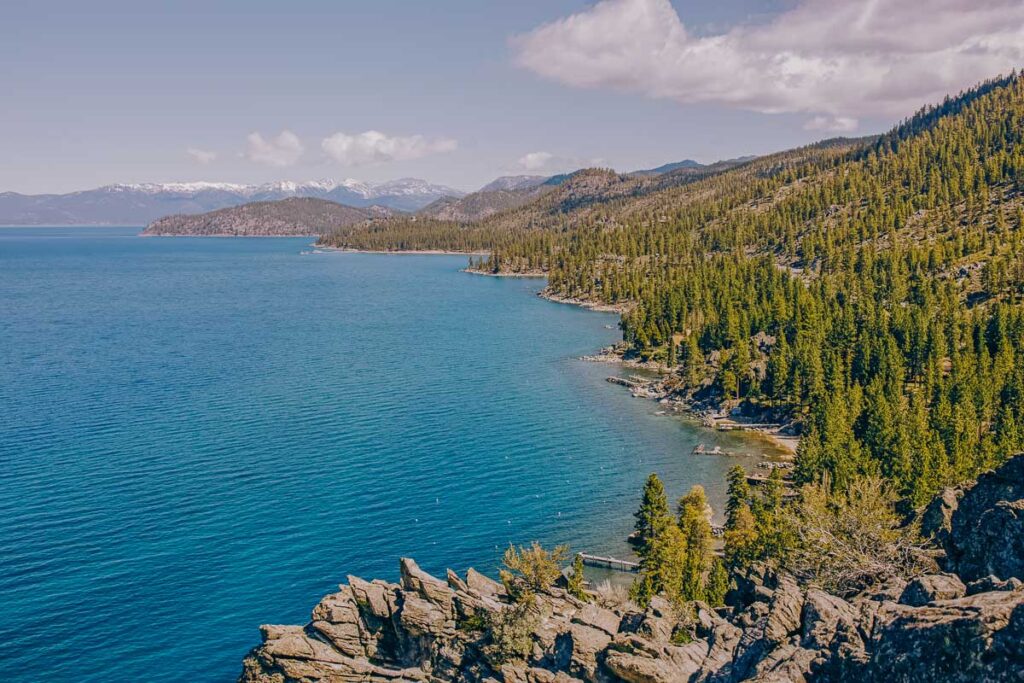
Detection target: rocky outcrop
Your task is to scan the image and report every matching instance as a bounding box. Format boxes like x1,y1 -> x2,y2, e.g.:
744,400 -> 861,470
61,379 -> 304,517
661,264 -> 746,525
945,454 -> 1024,583
241,564 -> 1024,683
240,456 -> 1024,682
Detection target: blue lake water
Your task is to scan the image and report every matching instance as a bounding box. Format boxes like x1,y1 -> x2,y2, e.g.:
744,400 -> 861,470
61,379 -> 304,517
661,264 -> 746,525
0,227 -> 763,682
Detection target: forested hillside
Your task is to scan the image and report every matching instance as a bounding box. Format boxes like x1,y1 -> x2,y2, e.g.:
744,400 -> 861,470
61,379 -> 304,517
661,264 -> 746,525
144,197 -> 392,236
324,73 -> 1024,507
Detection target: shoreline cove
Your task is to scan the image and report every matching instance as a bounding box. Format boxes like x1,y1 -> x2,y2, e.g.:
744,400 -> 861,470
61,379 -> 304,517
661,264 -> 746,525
325,246 -> 795,457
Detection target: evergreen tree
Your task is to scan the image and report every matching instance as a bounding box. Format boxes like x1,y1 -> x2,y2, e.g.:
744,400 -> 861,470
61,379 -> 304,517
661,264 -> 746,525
725,465 -> 751,528
678,486 -> 713,602
566,554 -> 589,603
706,559 -> 730,607
633,474 -> 672,561
630,523 -> 687,607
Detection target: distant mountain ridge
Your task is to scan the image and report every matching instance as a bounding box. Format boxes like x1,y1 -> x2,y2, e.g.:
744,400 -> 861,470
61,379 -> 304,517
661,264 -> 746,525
418,178 -> 555,222
477,175 -> 548,192
0,178 -> 464,226
143,197 -> 391,236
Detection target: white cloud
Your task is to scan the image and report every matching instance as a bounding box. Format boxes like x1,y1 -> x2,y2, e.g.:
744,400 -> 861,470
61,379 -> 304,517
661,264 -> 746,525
186,147 -> 217,164
803,116 -> 859,133
512,0 -> 1024,130
321,130 -> 457,166
246,130 -> 304,167
516,151 -> 603,174
518,151 -> 555,171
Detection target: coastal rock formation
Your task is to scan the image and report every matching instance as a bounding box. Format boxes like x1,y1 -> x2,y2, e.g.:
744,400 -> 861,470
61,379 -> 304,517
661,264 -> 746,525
240,456 -> 1024,682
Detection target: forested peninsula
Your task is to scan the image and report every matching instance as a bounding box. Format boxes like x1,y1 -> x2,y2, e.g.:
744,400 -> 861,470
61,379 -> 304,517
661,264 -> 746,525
245,74 -> 1024,681
143,197 -> 392,237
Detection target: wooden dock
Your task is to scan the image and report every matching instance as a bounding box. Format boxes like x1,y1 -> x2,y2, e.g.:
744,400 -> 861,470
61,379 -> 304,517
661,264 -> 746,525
579,552 -> 640,573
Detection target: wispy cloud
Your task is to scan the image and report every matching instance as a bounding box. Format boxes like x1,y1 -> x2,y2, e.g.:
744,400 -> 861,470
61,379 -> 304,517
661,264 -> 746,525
512,0 -> 1024,130
321,130 -> 457,166
517,151 -> 555,171
186,147 -> 217,164
245,130 -> 304,167
516,151 -> 602,174
803,116 -> 859,133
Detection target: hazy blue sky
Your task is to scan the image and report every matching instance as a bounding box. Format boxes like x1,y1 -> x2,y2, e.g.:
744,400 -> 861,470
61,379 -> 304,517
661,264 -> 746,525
4,0 -> 1022,193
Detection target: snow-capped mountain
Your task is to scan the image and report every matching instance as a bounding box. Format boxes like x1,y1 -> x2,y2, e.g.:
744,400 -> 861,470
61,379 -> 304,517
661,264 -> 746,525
0,178 -> 466,225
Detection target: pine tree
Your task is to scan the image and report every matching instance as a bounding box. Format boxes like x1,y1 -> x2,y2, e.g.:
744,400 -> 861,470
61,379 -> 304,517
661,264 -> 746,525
724,504 -> 758,569
725,465 -> 751,528
566,554 -> 589,603
706,559 -> 730,607
666,337 -> 678,368
678,486 -> 713,602
633,474 -> 672,561
631,521 -> 687,607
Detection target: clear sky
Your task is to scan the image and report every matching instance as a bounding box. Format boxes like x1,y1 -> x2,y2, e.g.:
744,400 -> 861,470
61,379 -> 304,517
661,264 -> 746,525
4,0 -> 1022,193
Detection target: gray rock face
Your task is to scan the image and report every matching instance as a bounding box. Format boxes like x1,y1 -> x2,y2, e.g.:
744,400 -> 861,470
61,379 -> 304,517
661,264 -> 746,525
947,453 -> 1024,582
920,487 -> 962,545
867,589 -> 1024,682
899,574 -> 967,607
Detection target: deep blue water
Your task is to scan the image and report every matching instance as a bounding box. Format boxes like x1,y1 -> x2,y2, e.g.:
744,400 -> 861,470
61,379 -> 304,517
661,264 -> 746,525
0,227 -> 762,682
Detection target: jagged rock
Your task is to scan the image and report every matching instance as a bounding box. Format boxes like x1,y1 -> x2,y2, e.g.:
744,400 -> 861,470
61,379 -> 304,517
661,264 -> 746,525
966,575 -> 1024,595
563,623 -> 612,681
947,454 -> 1024,582
726,563 -> 772,610
694,604 -> 743,679
800,589 -> 859,652
467,568 -> 505,597
899,574 -> 967,606
241,625 -> 426,683
920,487 -> 962,544
747,640 -> 818,682
572,603 -> 621,637
348,576 -> 395,622
604,645 -> 701,683
400,558 -> 454,614
763,576 -> 804,646
854,577 -> 908,603
867,589 -> 1024,681
629,596 -> 680,643
399,592 -> 453,638
447,568 -> 470,593
309,588 -> 369,658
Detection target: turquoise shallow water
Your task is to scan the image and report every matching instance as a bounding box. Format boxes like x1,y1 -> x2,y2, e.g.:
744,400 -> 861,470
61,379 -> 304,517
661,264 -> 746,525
0,227 -> 754,682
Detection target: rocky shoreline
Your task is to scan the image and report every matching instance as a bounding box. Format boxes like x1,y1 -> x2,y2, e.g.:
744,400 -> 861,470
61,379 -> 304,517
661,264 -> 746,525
317,245 -> 491,256
537,290 -> 632,314
239,455 -> 1024,682
581,345 -> 799,457
461,269 -> 547,279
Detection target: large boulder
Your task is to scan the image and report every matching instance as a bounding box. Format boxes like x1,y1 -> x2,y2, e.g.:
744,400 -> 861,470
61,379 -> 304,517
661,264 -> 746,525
947,454 -> 1024,582
899,574 -> 967,607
